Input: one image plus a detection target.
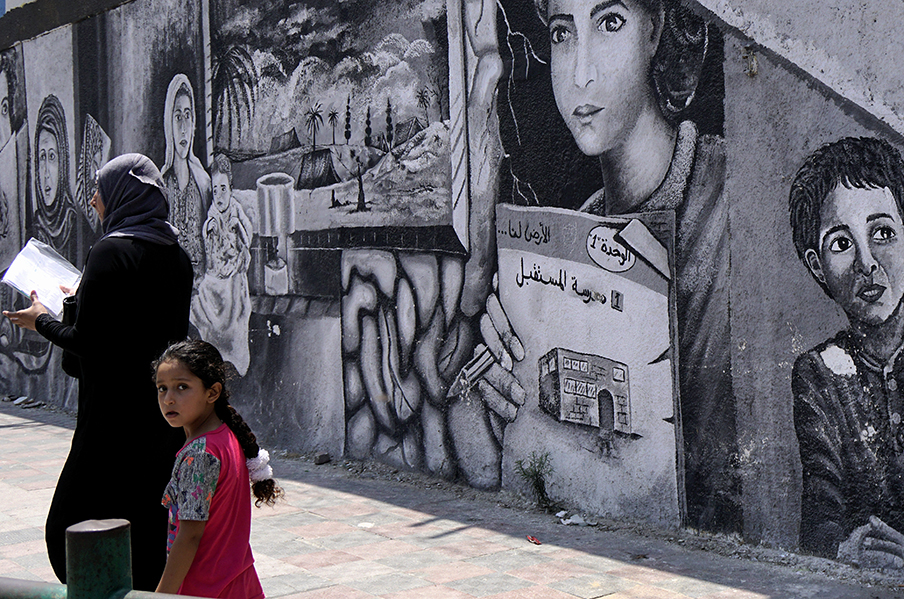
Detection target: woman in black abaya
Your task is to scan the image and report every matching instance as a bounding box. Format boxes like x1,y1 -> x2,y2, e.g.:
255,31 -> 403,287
4,153 -> 193,589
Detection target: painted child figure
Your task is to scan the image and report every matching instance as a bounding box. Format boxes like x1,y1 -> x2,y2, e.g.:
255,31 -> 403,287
190,154 -> 253,375
789,136 -> 904,569
155,339 -> 282,597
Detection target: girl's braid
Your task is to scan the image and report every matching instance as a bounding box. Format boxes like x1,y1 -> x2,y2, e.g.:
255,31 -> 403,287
214,398 -> 283,506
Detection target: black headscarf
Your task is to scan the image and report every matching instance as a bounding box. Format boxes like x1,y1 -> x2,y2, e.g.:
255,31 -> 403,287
97,153 -> 178,245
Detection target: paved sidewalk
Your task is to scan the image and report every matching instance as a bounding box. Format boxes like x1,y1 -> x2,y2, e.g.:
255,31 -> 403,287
0,402 -> 901,599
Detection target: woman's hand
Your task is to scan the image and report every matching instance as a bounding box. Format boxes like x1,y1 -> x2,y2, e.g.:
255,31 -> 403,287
837,516 -> 904,569
481,273 -> 524,370
2,291 -> 49,331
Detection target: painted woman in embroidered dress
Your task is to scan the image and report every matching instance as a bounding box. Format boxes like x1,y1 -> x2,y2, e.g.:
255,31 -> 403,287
161,74 -> 211,275
789,136 -> 904,569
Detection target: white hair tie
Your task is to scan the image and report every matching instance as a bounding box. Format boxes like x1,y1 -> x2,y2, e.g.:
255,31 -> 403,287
246,449 -> 272,483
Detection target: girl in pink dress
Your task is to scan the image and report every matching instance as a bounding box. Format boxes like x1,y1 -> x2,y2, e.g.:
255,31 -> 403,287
154,339 -> 283,598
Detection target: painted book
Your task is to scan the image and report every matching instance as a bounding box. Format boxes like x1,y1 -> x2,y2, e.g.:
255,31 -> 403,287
495,203 -> 681,526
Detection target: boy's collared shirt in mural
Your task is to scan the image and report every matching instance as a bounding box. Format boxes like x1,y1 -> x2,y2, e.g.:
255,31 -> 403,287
793,330 -> 904,557
581,120 -> 738,530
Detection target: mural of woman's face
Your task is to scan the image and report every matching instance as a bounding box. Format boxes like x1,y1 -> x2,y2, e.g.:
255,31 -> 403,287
172,92 -> 194,161
548,0 -> 661,157
212,172 -> 231,213
37,128 -> 59,207
805,185 -> 904,327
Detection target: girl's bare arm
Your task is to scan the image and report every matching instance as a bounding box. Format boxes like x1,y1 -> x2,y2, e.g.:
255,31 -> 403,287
156,520 -> 207,594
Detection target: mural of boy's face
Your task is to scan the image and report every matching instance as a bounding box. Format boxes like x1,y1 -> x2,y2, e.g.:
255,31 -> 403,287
212,172 -> 230,213
172,93 -> 193,161
805,184 -> 904,326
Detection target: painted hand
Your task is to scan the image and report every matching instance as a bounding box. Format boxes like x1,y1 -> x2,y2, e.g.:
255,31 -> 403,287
451,273 -> 526,423
2,290 -> 50,331
481,273 -> 525,371
837,516 -> 904,569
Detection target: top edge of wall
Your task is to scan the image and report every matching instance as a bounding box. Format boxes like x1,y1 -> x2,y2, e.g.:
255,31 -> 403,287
0,0 -> 134,49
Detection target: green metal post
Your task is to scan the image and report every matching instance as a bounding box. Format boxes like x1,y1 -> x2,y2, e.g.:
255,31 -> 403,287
65,519 -> 132,599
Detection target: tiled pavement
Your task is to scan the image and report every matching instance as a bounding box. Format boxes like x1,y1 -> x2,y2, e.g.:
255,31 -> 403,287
0,402 -> 902,598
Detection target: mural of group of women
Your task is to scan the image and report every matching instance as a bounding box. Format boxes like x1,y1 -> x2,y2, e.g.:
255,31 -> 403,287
0,57 -> 252,380
0,44 -> 97,377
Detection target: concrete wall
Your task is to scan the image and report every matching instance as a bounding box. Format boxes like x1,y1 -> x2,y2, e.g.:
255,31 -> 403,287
1,0 -> 902,566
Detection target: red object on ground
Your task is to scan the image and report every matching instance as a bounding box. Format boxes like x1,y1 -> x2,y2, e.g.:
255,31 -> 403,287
526,535 -> 541,545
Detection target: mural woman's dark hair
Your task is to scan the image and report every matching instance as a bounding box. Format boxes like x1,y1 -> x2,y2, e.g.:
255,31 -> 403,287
533,0 -> 709,123
789,136 -> 904,292
175,81 -> 194,112
153,339 -> 284,507
0,48 -> 20,131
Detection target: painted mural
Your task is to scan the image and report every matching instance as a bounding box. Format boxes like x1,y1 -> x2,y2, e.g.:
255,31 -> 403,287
467,0 -> 738,532
1,0 -> 904,572
210,0 -> 453,234
789,136 -> 904,568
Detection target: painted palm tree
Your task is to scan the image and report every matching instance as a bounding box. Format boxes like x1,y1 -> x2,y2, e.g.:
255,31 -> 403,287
212,45 -> 258,151
304,103 -> 323,150
327,109 -> 340,145
416,87 -> 432,125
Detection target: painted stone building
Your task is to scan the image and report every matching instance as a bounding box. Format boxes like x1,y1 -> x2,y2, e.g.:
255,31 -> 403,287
1,0 -> 902,569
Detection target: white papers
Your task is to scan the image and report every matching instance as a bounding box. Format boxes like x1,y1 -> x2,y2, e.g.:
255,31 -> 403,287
2,238 -> 81,317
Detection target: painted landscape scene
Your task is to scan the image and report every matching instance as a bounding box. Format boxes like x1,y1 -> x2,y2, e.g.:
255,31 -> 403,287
212,0 -> 452,230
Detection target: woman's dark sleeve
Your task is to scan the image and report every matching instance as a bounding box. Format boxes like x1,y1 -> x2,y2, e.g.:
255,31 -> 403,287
34,240 -> 124,357
34,312 -> 76,350
792,353 -> 846,557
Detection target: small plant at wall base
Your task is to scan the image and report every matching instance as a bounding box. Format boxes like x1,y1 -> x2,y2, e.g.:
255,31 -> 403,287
515,451 -> 554,509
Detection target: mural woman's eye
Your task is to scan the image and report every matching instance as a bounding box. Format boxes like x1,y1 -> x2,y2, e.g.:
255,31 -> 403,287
873,225 -> 897,243
828,236 -> 853,253
550,24 -> 571,44
0,99 -> 8,117
598,13 -> 626,33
